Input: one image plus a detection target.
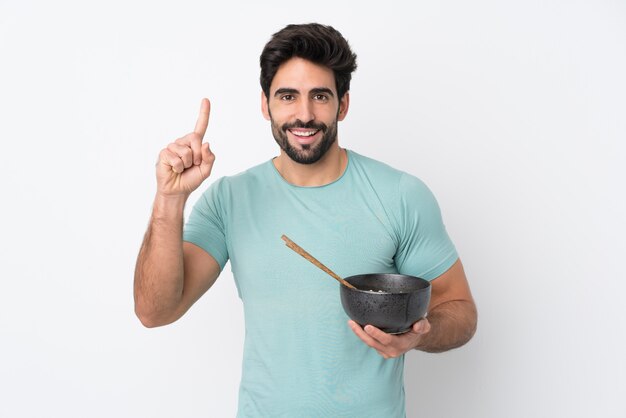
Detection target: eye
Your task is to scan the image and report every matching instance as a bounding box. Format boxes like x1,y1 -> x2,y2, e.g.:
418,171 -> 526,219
280,94 -> 295,101
313,94 -> 329,102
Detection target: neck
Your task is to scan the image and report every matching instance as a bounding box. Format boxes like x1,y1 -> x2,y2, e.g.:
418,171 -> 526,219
273,144 -> 348,187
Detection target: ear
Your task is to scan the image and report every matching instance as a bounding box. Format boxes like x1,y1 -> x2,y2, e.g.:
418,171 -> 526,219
338,92 -> 350,121
261,91 -> 271,120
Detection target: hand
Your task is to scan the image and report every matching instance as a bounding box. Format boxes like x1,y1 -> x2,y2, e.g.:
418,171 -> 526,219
348,318 -> 431,359
156,98 -> 216,197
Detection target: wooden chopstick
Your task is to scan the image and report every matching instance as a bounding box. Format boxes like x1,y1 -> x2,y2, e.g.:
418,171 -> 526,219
281,235 -> 356,289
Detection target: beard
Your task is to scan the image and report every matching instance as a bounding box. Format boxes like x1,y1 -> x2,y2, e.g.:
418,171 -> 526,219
270,115 -> 338,165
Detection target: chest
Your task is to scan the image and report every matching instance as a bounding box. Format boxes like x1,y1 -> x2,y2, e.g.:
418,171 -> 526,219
224,184 -> 399,301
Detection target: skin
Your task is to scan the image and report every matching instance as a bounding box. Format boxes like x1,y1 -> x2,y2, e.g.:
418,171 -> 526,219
348,259 -> 477,356
134,58 -> 477,356
134,98 -> 221,327
261,57 -> 350,186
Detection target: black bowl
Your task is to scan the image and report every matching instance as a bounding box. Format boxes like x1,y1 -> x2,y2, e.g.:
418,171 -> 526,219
340,273 -> 431,334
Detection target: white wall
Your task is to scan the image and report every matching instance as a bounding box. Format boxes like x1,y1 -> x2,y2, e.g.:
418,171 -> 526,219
1,1 -> 624,417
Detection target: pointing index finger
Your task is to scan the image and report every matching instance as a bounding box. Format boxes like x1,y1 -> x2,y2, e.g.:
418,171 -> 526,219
194,98 -> 211,138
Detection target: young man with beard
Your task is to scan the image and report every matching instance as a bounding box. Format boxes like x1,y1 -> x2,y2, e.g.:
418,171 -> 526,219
134,23 -> 477,417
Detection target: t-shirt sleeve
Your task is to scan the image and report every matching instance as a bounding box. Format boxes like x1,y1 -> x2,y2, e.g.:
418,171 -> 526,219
183,178 -> 229,270
394,173 -> 458,281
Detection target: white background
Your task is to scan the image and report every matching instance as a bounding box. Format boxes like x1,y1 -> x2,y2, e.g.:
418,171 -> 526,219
1,1 -> 625,417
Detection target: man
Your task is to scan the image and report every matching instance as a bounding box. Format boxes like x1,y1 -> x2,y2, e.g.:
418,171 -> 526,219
135,23 -> 477,417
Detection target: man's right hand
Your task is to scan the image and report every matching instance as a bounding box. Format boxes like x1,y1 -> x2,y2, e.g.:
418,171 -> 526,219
156,98 -> 215,197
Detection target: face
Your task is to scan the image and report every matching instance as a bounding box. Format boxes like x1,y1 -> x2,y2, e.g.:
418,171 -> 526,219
262,57 -> 349,164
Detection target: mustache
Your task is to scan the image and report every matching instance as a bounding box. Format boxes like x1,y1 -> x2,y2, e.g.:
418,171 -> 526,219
281,120 -> 328,132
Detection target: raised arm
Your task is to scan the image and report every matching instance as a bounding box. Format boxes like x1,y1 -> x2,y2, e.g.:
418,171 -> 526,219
134,99 -> 220,328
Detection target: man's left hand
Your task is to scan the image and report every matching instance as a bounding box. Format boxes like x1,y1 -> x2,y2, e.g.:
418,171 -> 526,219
348,319 -> 431,359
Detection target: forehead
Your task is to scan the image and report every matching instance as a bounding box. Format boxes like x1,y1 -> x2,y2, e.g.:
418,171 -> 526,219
269,57 -> 337,95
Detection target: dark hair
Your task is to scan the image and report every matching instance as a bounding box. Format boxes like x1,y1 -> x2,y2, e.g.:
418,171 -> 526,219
259,23 -> 357,99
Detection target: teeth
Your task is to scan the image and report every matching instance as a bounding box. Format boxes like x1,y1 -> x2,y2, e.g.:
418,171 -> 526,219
291,130 -> 318,137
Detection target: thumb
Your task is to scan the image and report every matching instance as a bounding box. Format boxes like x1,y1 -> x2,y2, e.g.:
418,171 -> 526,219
412,319 -> 431,335
198,142 -> 215,180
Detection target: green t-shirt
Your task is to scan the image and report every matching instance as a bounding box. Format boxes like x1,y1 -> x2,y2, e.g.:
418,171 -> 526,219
184,150 -> 458,417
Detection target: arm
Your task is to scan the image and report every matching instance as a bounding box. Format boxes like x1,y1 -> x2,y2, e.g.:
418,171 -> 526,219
134,196 -> 221,327
412,258 -> 477,353
348,259 -> 477,357
134,98 -> 219,328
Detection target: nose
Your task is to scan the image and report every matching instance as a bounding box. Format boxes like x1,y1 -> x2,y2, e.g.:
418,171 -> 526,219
294,98 -> 315,123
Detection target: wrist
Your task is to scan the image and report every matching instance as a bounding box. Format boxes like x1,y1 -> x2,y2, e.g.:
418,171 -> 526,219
152,193 -> 188,220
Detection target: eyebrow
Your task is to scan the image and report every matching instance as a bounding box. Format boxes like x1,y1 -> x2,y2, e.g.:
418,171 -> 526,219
273,87 -> 336,98
274,88 -> 298,97
311,87 -> 335,98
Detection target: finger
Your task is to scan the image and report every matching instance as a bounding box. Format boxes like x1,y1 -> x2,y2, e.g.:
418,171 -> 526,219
159,149 -> 185,174
375,350 -> 391,359
348,321 -> 386,352
194,98 -> 211,138
191,135 -> 202,166
167,142 -> 193,169
176,132 -> 202,165
411,318 -> 431,335
363,324 -> 394,345
175,133 -> 203,166
198,142 -> 216,180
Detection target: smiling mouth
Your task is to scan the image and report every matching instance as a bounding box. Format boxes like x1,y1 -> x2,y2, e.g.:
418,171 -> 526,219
288,129 -> 320,138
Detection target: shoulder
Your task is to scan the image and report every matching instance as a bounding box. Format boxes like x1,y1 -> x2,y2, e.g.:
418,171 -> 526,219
398,172 -> 433,200
349,150 -> 403,175
348,150 -> 440,215
398,172 -> 443,224
348,150 -> 405,189
348,150 -> 432,196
